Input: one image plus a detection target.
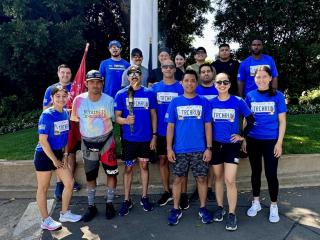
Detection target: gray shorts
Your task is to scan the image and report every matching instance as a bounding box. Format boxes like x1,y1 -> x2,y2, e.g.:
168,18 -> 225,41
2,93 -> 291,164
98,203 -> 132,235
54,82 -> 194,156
172,152 -> 209,178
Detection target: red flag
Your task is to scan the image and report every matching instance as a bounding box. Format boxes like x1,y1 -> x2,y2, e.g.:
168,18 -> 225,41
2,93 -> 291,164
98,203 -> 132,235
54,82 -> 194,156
67,43 -> 89,152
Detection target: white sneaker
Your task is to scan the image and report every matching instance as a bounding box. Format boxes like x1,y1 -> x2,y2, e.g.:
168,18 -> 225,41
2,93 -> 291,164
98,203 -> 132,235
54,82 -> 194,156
59,210 -> 82,223
41,217 -> 62,231
247,200 -> 262,217
269,204 -> 280,223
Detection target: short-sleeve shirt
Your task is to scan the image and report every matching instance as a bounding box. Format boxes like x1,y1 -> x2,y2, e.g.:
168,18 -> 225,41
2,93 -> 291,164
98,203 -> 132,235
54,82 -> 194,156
99,58 -> 130,98
147,67 -> 184,84
237,54 -> 278,96
245,90 -> 287,139
196,85 -> 218,100
36,108 -> 69,151
71,92 -> 114,138
43,82 -> 72,107
210,95 -> 251,143
151,80 -> 184,136
165,95 -> 212,153
114,86 -> 157,142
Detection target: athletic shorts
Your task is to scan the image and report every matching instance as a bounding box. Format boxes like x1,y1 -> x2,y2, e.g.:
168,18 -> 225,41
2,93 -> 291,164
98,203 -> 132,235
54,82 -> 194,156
173,152 -> 208,178
156,135 -> 167,156
34,149 -> 63,171
82,133 -> 118,181
210,141 -> 240,165
122,140 -> 150,167
69,140 -> 81,154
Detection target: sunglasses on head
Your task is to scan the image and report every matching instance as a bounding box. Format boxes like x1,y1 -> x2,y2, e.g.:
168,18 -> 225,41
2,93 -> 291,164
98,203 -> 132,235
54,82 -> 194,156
128,72 -> 141,77
215,80 -> 230,85
162,65 -> 175,69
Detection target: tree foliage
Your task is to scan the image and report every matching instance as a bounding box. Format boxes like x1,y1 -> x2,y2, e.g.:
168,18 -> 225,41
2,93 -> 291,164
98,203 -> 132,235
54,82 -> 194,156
214,0 -> 320,95
159,0 -> 213,57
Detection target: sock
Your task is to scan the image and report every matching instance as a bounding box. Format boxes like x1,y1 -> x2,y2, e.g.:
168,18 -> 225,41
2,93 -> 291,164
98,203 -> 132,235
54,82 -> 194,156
106,188 -> 115,203
87,188 -> 96,206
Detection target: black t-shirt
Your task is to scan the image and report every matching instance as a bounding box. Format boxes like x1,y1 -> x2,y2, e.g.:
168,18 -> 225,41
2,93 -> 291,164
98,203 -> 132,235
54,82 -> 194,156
212,59 -> 240,95
147,67 -> 184,84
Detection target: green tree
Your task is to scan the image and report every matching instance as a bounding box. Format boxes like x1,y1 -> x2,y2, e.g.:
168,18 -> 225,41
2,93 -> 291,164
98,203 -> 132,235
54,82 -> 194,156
159,0 -> 213,57
214,0 -> 320,95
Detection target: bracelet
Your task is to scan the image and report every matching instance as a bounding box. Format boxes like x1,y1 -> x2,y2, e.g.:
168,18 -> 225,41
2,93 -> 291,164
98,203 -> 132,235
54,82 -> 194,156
152,132 -> 158,136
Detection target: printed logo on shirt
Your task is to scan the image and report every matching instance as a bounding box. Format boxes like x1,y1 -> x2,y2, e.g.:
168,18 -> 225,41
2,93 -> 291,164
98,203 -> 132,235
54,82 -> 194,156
83,109 -> 108,119
39,124 -> 46,131
54,120 -> 69,135
251,102 -> 275,115
109,64 -> 126,71
250,65 -> 271,76
212,109 -> 235,122
126,97 -> 149,109
177,105 -> 202,120
202,95 -> 217,100
157,92 -> 178,104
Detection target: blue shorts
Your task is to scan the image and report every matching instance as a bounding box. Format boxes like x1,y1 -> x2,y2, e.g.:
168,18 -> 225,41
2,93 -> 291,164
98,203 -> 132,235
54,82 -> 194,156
34,149 -> 63,171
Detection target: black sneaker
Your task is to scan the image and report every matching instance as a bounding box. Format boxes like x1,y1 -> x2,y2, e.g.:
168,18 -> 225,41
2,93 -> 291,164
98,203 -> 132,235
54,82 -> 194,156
105,202 -> 116,219
157,191 -> 173,206
140,196 -> 154,211
207,187 -> 215,201
226,213 -> 238,231
189,188 -> 199,202
213,206 -> 226,222
119,199 -> 133,216
82,205 -> 98,222
179,193 -> 190,210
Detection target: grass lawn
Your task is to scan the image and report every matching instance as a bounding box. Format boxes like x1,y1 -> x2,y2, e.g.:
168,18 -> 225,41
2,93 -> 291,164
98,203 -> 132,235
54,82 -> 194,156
0,114 -> 319,160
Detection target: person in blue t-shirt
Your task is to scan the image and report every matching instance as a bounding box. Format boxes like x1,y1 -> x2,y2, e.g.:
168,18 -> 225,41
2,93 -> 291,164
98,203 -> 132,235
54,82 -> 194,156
115,65 -> 157,216
42,64 -> 81,201
165,69 -> 213,226
210,73 -> 254,231
244,66 -> 286,224
237,39 -> 278,98
99,40 -> 130,98
151,59 -> 184,208
34,85 -> 81,231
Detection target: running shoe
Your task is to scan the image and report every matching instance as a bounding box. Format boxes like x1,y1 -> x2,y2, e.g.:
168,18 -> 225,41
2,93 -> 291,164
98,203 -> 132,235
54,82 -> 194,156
199,207 -> 213,224
247,200 -> 262,217
179,193 -> 190,210
41,217 -> 62,231
59,210 -> 82,223
140,196 -> 154,212
105,202 -> 116,219
157,191 -> 172,206
269,204 -> 280,223
168,208 -> 182,226
73,182 -> 81,192
213,206 -> 226,222
118,199 -> 133,216
82,205 -> 98,222
226,213 -> 238,231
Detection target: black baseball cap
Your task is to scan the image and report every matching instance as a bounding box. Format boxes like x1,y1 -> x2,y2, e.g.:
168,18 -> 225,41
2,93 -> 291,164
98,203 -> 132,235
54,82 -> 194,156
196,47 -> 207,54
131,48 -> 143,57
127,65 -> 142,75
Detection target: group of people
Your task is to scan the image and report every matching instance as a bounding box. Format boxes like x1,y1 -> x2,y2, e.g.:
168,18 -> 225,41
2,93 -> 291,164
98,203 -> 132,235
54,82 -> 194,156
34,39 -> 286,232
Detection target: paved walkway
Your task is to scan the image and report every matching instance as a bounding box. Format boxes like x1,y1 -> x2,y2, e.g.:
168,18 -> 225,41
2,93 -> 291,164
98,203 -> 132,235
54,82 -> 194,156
38,187 -> 320,240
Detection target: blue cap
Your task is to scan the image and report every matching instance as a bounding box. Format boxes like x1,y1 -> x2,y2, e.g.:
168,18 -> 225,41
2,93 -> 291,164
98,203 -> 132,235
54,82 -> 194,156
109,40 -> 121,48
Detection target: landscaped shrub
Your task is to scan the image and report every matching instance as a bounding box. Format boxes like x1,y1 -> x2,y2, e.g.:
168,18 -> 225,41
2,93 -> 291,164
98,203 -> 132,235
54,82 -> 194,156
287,104 -> 320,115
299,87 -> 320,105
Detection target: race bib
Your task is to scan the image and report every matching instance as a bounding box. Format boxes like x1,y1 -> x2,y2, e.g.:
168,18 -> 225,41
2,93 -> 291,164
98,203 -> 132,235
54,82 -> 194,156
177,105 -> 202,120
250,65 -> 271,76
251,101 -> 275,115
212,108 -> 235,122
157,92 -> 178,104
54,120 -> 69,135
126,97 -> 149,109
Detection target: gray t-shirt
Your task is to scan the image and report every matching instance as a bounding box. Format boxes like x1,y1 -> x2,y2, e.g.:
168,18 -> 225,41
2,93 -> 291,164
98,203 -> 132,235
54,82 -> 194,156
121,65 -> 149,87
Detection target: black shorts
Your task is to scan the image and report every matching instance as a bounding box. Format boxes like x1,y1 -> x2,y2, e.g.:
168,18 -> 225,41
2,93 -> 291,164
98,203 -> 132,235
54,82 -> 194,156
156,135 -> 167,156
34,149 -> 63,171
122,140 -> 150,166
210,141 -> 240,165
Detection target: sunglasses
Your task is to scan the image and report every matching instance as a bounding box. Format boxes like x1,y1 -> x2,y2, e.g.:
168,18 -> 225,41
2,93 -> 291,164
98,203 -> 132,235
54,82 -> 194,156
215,80 -> 230,86
162,65 -> 175,69
128,72 -> 141,77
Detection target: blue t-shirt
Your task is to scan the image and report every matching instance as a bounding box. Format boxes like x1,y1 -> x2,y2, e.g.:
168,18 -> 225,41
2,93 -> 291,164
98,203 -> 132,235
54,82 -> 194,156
151,80 -> 184,136
210,95 -> 251,143
99,58 -> 130,98
237,54 -> 278,96
245,90 -> 287,139
43,82 -> 72,107
165,95 -> 212,153
36,108 -> 69,151
114,86 -> 157,142
196,85 -> 218,100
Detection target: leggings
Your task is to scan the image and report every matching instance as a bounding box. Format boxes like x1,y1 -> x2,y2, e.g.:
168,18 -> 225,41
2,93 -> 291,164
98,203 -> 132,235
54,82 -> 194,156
247,137 -> 279,202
